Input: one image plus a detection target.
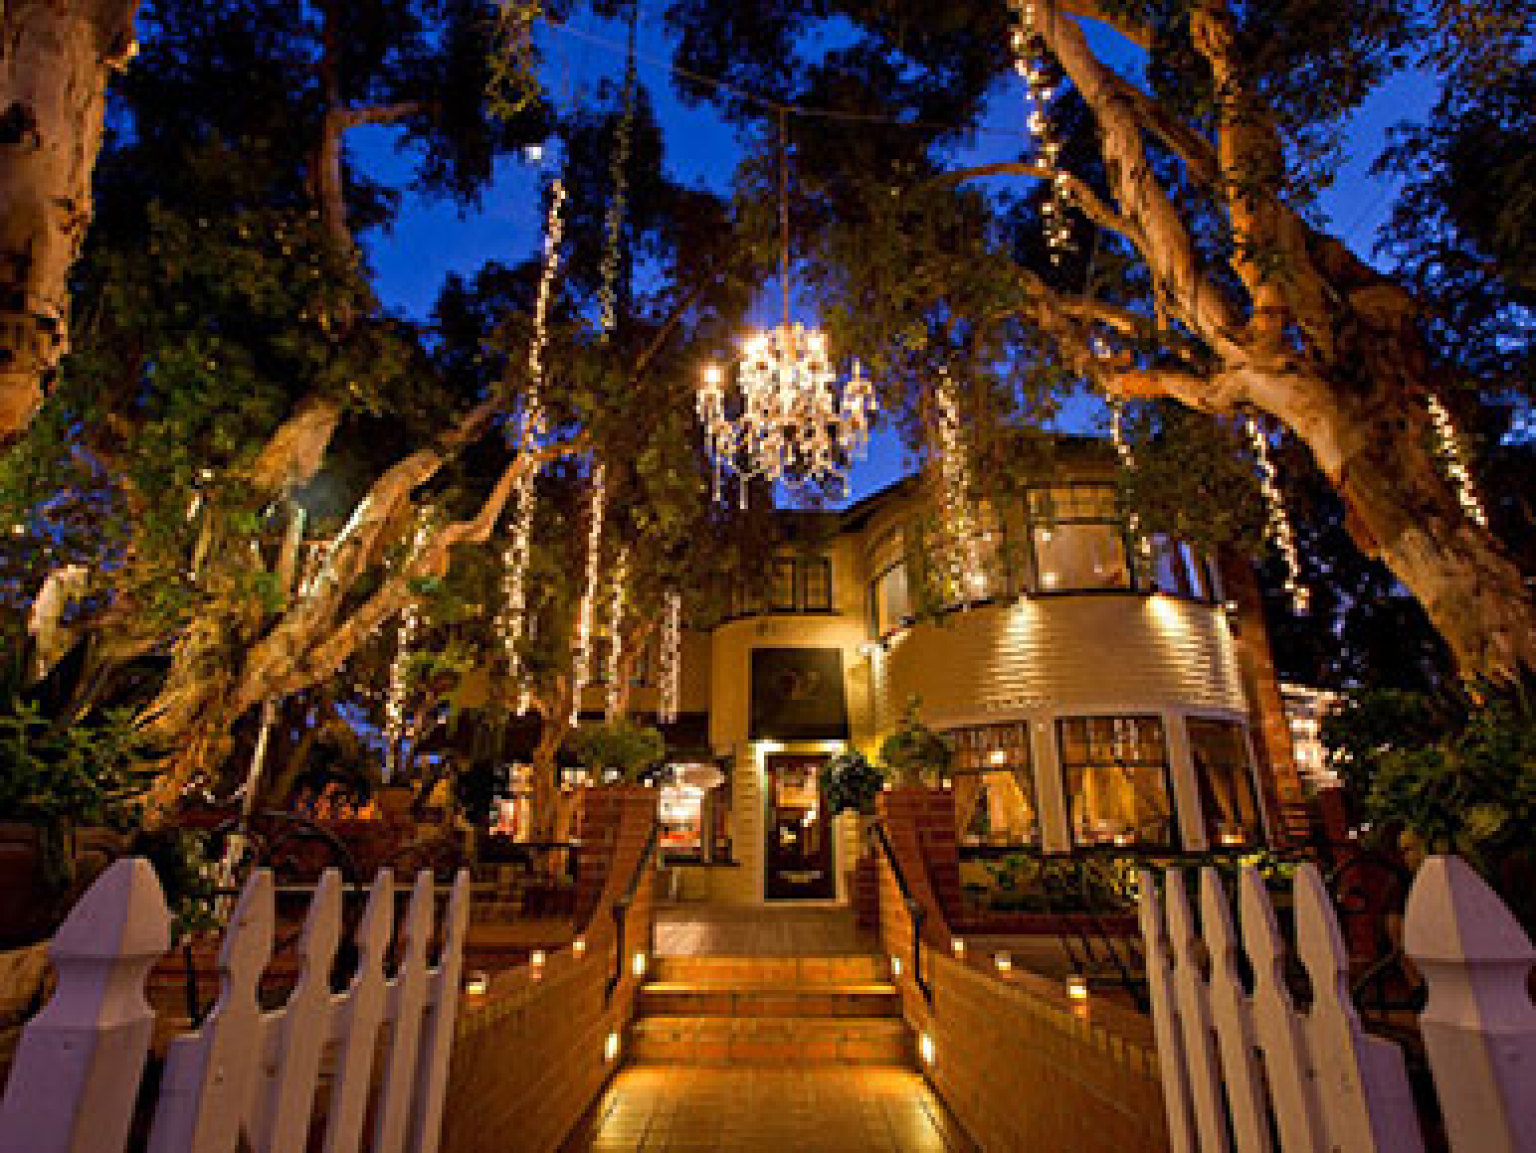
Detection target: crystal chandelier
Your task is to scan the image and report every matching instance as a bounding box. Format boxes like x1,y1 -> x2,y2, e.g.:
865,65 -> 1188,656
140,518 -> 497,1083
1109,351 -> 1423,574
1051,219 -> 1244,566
697,113 -> 876,503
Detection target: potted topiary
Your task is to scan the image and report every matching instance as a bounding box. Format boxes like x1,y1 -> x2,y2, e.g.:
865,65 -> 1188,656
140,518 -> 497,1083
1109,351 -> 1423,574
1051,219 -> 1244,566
820,750 -> 885,820
879,697 -> 952,787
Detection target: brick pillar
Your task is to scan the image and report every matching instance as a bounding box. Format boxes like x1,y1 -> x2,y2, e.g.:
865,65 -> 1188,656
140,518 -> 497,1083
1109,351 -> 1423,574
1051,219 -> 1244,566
1217,549 -> 1308,848
876,788 -> 959,940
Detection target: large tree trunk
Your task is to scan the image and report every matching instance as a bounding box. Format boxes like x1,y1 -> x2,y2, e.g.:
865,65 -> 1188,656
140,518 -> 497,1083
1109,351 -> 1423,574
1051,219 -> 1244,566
0,0 -> 138,442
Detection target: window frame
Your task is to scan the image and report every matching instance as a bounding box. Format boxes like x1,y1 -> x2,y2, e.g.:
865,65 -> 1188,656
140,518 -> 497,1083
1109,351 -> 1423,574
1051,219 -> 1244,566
1055,713 -> 1181,851
800,556 -> 834,613
1185,716 -> 1267,849
769,557 -> 799,612
1024,482 -> 1137,596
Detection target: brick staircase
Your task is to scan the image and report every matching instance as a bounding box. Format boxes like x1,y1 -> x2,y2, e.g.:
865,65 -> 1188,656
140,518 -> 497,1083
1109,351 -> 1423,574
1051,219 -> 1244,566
628,954 -> 912,1065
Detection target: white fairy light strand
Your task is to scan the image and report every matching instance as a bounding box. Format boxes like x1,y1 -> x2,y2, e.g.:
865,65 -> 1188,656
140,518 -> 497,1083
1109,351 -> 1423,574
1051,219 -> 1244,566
658,589 -> 682,725
496,179 -> 567,703
933,370 -> 986,600
603,545 -> 631,721
597,8 -> 638,338
1244,415 -> 1309,613
1426,394 -> 1488,527
1107,396 -> 1154,566
1008,0 -> 1074,262
569,462 -> 608,723
384,508 -> 434,778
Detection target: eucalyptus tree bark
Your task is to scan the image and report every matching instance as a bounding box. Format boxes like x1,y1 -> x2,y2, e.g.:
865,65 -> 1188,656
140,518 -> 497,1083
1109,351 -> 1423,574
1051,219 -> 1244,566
988,0 -> 1536,682
0,0 -> 139,442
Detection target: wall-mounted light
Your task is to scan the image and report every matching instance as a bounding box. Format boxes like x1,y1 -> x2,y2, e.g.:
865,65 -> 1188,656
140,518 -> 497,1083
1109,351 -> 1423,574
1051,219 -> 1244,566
605,1031 -> 620,1062
465,971 -> 489,997
993,952 -> 1012,974
1066,974 -> 1089,1002
951,938 -> 966,959
919,1033 -> 936,1065
632,952 -> 648,978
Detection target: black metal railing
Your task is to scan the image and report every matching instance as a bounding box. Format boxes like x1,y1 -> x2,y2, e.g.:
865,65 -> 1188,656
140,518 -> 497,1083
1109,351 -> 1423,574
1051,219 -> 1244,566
870,822 -> 932,1003
606,822 -> 661,1003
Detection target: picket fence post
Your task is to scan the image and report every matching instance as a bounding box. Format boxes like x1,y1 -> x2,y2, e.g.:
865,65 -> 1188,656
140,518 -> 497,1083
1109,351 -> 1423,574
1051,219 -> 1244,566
1405,855 -> 1536,1153
1137,868 -> 1197,1153
1,860 -> 473,1153
0,858 -> 169,1153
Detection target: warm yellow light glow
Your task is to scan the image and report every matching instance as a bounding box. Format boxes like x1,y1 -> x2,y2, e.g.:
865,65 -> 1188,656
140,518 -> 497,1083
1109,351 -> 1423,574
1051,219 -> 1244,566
1067,974 -> 1089,1002
703,363 -> 724,386
890,955 -> 903,978
993,952 -> 1012,973
1218,830 -> 1246,848
465,972 -> 489,997
573,937 -> 586,958
951,938 -> 966,958
632,952 -> 648,978
605,1031 -> 620,1062
919,1033 -> 936,1065
987,748 -> 1009,767
531,949 -> 546,967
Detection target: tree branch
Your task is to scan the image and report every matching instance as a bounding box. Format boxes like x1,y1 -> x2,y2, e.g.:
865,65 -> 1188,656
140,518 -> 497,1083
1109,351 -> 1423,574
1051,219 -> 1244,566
934,162 -> 1142,245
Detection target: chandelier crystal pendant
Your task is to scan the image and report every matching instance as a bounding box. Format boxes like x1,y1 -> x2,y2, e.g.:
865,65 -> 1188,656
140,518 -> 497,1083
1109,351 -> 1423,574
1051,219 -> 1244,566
697,111 -> 877,504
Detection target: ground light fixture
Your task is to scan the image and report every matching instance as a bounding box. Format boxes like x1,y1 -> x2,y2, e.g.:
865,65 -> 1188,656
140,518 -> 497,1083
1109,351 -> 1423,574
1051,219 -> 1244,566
890,955 -> 903,978
605,1031 -> 620,1063
1066,974 -> 1089,1002
993,952 -> 1013,973
632,952 -> 648,978
530,950 -> 546,978
951,938 -> 966,959
465,972 -> 489,997
919,1034 -> 936,1065
573,936 -> 586,958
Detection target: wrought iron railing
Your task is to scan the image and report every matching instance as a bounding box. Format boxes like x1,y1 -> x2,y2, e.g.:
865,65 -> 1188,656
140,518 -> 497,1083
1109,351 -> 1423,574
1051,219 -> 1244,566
871,821 -> 932,1002
606,822 -> 660,1003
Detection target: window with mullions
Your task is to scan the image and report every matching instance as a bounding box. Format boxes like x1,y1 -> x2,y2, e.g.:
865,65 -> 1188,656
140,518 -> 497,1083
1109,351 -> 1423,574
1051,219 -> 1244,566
870,562 -> 911,636
1188,718 -> 1264,848
949,722 -> 1040,846
1027,485 -> 1132,592
770,558 -> 798,611
801,557 -> 833,611
1057,715 -> 1177,849
1149,535 -> 1215,601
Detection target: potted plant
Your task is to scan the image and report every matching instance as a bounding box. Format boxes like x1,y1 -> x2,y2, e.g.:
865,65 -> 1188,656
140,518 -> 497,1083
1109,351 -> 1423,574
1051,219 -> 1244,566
820,750 -> 885,820
0,681 -> 157,947
879,697 -> 952,787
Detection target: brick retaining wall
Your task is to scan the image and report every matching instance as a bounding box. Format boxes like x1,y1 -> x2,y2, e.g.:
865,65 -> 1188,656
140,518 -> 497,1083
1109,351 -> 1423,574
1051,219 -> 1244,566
440,788 -> 658,1153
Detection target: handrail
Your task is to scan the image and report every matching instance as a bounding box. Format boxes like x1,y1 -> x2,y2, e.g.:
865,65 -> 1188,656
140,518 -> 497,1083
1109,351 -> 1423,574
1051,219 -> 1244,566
606,821 -> 661,1003
870,821 -> 932,1003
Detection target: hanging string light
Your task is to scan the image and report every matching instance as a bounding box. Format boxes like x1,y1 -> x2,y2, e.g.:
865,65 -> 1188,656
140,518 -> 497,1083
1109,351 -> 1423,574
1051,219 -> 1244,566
569,462 -> 608,724
1244,415 -> 1309,613
1107,395 -> 1154,567
1426,394 -> 1488,528
1008,0 -> 1075,262
384,508 -> 434,778
933,369 -> 986,600
658,589 -> 682,726
496,178 -> 568,700
597,2 -> 639,339
604,545 -> 631,721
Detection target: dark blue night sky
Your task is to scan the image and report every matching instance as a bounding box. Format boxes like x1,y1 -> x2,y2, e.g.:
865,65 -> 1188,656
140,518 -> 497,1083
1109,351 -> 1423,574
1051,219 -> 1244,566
355,9 -> 1439,505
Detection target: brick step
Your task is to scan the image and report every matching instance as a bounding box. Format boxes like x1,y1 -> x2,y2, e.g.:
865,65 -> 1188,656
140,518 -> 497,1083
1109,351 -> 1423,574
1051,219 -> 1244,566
649,953 -> 889,986
628,1015 -> 913,1066
636,981 -> 901,1019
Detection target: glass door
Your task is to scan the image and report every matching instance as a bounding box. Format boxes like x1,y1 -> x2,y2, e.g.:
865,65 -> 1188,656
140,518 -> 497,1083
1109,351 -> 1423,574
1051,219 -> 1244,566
764,755 -> 834,899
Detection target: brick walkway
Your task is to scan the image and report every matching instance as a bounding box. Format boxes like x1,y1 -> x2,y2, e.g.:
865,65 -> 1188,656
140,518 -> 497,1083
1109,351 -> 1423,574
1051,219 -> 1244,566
560,1065 -> 977,1152
654,903 -> 877,956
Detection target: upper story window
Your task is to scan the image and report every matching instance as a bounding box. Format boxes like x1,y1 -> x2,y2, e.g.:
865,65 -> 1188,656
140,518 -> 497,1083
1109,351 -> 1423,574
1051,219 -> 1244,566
748,555 -> 835,616
870,561 -> 911,636
1149,535 -> 1218,602
1027,485 -> 1132,593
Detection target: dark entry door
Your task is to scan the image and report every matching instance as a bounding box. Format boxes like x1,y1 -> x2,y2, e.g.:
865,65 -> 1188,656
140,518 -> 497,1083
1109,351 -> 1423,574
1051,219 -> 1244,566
765,755 -> 834,899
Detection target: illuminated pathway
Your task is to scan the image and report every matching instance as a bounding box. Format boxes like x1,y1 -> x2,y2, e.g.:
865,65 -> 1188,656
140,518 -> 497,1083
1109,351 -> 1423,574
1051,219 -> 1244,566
560,1064 -> 976,1152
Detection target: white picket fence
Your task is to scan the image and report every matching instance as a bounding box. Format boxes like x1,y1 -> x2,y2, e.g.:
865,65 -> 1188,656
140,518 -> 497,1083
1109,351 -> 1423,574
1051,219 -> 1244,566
1138,855 -> 1536,1153
0,858 -> 471,1153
